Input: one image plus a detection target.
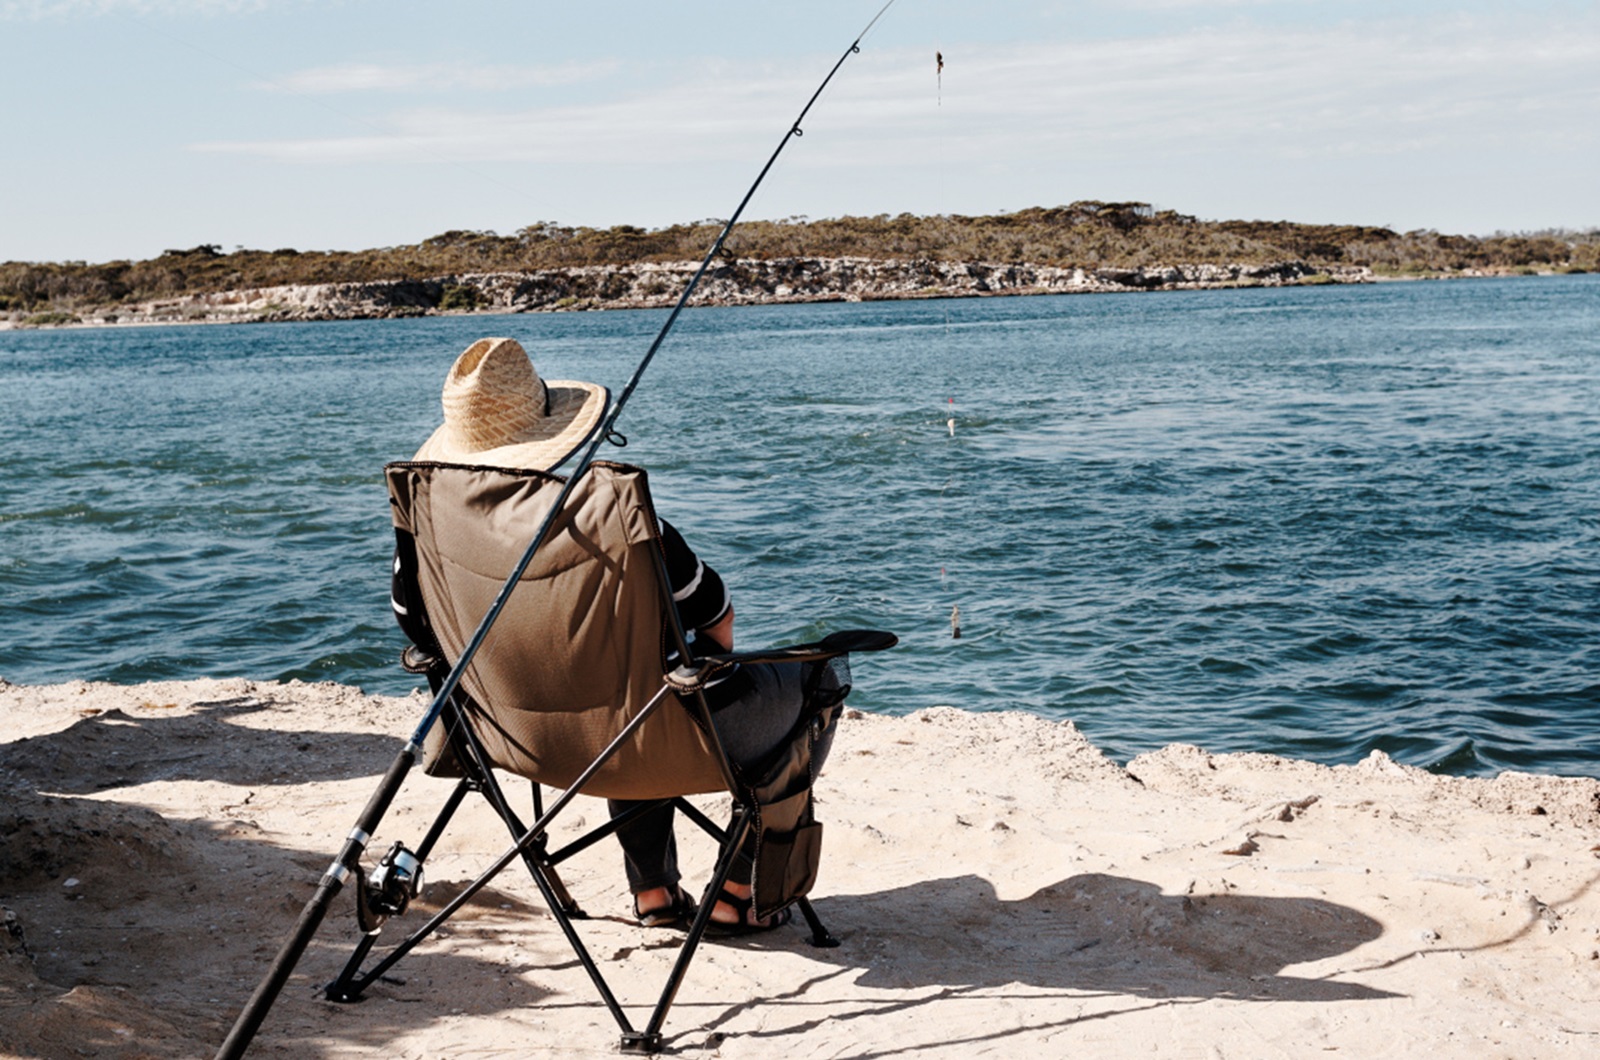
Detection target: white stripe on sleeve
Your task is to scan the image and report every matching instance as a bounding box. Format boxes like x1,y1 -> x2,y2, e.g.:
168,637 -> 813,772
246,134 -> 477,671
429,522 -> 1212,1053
672,558 -> 705,602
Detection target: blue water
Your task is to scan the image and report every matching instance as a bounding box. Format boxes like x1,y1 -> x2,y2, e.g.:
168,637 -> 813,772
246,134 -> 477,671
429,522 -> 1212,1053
3,276 -> 1597,777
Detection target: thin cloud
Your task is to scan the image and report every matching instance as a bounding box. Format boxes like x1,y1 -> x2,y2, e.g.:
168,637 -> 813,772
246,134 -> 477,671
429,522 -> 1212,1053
811,17 -> 1600,165
269,59 -> 620,95
197,56 -> 813,164
192,15 -> 1600,176
1108,0 -> 1296,9
2,0 -> 273,16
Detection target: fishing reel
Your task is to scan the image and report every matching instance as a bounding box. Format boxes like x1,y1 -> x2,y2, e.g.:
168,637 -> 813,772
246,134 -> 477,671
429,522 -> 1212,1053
356,842 -> 424,933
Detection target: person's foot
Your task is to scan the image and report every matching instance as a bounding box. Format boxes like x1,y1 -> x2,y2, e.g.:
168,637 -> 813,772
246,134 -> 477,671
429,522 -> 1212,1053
708,881 -> 791,935
635,886 -> 673,916
633,885 -> 695,928
710,880 -> 752,925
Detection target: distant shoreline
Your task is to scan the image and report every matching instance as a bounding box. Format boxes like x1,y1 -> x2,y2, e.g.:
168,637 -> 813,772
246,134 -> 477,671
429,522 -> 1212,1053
0,254 -> 1529,332
7,203 -> 1593,331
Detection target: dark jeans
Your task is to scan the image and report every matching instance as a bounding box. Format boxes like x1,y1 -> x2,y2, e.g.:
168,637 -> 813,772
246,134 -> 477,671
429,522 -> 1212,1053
609,659 -> 838,894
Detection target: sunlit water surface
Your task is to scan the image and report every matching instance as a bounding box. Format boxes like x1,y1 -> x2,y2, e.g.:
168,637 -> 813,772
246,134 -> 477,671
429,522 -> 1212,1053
3,275 -> 1596,776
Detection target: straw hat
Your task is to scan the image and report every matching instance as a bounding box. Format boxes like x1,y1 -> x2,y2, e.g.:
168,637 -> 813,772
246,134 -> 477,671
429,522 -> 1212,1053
413,337 -> 608,472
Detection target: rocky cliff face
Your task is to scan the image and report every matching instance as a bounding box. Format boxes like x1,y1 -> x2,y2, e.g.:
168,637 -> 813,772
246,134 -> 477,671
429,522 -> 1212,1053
7,257 -> 1373,328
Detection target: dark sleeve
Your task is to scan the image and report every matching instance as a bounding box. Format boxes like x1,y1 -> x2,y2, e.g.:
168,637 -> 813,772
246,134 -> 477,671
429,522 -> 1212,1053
391,528 -> 441,657
658,518 -> 731,634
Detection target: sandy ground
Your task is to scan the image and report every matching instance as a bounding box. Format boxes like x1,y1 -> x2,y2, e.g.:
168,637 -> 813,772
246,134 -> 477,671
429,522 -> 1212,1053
3,677 -> 1599,1059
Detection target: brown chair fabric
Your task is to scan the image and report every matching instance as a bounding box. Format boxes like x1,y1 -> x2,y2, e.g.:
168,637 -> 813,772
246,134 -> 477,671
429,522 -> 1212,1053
385,459 -> 730,800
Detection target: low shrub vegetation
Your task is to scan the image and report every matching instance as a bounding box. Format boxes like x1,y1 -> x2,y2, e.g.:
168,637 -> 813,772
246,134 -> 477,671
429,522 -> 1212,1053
5,205 -> 1596,315
21,311 -> 80,326
438,284 -> 481,311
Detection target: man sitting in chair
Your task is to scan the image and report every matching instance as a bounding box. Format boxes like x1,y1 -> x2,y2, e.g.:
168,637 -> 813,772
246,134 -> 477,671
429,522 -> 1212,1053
391,337 -> 839,935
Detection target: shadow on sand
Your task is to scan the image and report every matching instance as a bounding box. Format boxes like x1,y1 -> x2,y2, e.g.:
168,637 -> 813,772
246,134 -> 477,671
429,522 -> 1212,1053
643,870 -> 1398,1055
0,695 -> 403,794
0,699 -> 1408,1058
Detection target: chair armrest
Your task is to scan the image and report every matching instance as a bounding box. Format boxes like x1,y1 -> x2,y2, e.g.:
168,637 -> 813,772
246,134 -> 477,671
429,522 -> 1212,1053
665,629 -> 895,693
705,628 -> 896,666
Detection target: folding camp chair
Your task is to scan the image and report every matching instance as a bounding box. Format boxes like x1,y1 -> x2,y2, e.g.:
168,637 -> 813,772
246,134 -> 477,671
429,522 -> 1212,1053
321,458 -> 895,1053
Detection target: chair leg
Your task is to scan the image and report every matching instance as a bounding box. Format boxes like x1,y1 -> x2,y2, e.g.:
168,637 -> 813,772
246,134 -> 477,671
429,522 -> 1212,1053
674,802 -> 840,949
625,803 -> 759,1053
322,732 -> 587,1005
672,800 -> 839,943
469,764 -> 584,917
337,680 -> 705,1048
324,931 -> 381,1003
796,896 -> 840,948
440,708 -> 587,920
322,777 -> 474,1002
521,783 -> 581,915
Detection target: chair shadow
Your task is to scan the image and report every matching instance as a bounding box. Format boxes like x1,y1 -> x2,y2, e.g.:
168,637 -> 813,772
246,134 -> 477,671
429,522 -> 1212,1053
0,764 -> 586,1058
0,696 -> 404,792
678,872 -> 1396,1055
0,693 -> 589,1058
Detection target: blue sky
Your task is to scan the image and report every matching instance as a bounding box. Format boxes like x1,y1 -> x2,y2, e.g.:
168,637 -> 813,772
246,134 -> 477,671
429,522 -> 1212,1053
3,0 -> 1597,263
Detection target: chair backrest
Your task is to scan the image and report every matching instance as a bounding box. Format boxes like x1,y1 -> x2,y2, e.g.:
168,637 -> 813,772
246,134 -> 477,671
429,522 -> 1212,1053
385,459 -> 730,799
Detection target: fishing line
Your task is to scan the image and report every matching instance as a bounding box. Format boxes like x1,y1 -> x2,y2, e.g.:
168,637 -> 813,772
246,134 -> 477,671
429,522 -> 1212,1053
933,24 -> 962,638
933,20 -> 952,339
428,0 -> 902,728
216,5 -> 900,1055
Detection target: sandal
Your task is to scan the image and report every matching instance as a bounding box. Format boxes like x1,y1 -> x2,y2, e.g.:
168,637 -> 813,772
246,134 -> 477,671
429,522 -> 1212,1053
706,888 -> 793,937
634,886 -> 696,929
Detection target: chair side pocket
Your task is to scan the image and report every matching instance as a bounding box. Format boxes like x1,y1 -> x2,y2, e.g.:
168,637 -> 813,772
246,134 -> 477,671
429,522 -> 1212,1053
751,789 -> 822,920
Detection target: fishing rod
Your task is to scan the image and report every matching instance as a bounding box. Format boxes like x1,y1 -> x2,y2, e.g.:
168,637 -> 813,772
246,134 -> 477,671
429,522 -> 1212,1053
215,4 -> 898,1056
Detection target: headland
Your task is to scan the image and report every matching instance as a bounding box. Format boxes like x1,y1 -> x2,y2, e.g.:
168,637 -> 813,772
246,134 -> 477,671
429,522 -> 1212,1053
5,203 -> 1593,329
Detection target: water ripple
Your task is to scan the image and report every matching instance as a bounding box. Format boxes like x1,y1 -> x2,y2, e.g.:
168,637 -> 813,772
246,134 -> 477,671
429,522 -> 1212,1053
2,278 -> 1598,776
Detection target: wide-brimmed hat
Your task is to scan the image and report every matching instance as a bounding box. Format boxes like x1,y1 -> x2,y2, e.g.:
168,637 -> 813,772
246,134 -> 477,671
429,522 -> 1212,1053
413,337 -> 608,472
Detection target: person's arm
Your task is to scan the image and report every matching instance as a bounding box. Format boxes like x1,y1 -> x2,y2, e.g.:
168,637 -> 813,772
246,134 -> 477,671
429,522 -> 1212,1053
391,529 -> 442,659
658,518 -> 733,649
700,605 -> 735,653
